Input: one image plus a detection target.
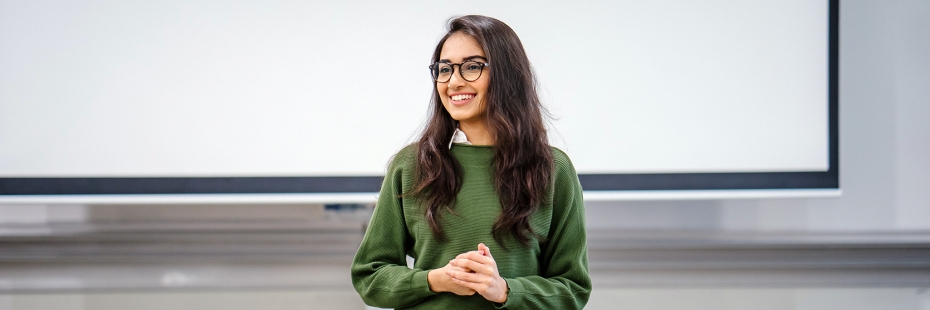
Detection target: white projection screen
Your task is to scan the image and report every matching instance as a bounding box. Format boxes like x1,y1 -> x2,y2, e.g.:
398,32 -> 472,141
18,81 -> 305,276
0,0 -> 839,203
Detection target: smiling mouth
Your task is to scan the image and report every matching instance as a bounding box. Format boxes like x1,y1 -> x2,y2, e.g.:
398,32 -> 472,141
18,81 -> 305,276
451,94 -> 475,101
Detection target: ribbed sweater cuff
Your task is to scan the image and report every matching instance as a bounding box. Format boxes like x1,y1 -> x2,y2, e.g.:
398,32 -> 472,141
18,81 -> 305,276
412,270 -> 437,297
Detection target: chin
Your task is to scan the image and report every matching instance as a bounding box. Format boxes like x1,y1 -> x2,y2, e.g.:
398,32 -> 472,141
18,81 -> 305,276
449,112 -> 473,122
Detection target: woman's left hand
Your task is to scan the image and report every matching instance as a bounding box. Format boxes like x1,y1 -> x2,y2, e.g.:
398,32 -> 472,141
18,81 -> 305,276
447,243 -> 509,304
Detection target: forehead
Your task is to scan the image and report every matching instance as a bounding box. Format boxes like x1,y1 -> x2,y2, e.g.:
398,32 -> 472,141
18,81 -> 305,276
439,32 -> 485,60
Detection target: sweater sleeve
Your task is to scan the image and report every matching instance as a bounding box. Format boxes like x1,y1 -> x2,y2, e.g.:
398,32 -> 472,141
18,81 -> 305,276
351,150 -> 437,308
496,151 -> 592,309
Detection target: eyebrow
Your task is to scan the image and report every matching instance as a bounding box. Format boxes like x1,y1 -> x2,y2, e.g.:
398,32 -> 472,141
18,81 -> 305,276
439,55 -> 488,63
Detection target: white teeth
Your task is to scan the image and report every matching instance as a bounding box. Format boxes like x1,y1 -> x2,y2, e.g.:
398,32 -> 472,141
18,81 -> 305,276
451,94 -> 474,101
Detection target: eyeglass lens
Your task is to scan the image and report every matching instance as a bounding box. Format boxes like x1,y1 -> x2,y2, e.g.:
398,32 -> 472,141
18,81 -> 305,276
432,61 -> 484,82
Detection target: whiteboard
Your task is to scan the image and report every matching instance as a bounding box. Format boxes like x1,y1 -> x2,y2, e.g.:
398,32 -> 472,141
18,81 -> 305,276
0,0 -> 838,199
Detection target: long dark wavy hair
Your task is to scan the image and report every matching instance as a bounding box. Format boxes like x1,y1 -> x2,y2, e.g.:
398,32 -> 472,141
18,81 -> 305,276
408,15 -> 553,247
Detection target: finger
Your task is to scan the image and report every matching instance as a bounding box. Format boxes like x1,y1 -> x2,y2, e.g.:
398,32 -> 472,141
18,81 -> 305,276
451,258 -> 496,276
446,261 -> 472,272
456,289 -> 477,296
452,257 -> 495,274
450,277 -> 483,293
447,264 -> 471,273
456,250 -> 483,258
446,269 -> 490,284
447,283 -> 477,296
455,252 -> 495,266
478,243 -> 493,259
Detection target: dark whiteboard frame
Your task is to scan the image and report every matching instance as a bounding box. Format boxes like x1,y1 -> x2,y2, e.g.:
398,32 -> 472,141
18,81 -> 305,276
0,0 -> 839,197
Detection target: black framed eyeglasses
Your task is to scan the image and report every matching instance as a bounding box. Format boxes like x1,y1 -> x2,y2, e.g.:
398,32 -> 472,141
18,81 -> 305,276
429,61 -> 490,83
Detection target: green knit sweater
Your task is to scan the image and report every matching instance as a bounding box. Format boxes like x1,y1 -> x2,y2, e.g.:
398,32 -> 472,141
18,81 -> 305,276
351,144 -> 591,309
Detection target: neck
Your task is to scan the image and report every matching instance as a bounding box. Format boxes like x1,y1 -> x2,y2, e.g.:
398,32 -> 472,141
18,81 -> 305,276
459,119 -> 493,146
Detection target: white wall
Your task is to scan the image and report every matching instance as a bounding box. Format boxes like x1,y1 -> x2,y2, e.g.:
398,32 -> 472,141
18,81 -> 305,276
586,0 -> 930,232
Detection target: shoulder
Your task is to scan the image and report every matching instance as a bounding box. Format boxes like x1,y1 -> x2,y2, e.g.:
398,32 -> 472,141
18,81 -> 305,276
384,143 -> 418,179
547,146 -> 583,198
388,143 -> 417,167
548,146 -> 578,177
394,143 -> 418,163
378,144 -> 419,196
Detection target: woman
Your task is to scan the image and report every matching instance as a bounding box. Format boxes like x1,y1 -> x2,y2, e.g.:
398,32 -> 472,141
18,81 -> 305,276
351,15 -> 590,309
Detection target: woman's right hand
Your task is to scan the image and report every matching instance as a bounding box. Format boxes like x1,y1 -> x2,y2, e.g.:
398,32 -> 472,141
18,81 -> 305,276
427,263 -> 476,296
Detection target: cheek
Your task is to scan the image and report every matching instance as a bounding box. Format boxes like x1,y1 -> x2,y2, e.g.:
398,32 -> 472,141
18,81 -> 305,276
476,83 -> 489,107
475,79 -> 489,97
436,84 -> 449,102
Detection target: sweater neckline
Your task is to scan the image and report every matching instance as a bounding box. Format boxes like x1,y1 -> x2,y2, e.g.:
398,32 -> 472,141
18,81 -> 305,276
450,144 -> 494,166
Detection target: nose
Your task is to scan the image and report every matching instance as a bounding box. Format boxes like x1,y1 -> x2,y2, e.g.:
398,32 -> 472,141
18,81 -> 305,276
447,65 -> 465,89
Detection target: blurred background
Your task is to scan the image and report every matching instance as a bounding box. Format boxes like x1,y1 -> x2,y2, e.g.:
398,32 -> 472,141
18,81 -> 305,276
2,0 -> 929,309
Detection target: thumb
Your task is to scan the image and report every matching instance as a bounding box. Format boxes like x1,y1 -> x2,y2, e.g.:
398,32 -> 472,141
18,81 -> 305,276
478,243 -> 492,258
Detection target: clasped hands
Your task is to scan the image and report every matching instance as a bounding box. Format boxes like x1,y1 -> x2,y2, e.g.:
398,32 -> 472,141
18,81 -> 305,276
427,243 -> 509,304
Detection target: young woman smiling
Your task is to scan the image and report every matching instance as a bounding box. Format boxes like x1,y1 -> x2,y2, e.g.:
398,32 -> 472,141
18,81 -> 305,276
351,15 -> 591,309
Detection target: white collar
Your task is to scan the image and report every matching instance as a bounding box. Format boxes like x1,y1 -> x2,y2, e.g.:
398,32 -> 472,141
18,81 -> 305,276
448,125 -> 472,149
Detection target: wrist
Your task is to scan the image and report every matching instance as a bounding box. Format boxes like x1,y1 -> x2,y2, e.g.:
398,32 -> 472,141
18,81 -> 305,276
427,269 -> 443,293
495,278 -> 509,303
